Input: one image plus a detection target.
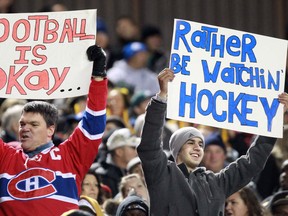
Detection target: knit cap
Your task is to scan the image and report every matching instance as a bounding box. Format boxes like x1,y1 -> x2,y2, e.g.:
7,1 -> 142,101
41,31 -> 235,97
169,127 -> 205,161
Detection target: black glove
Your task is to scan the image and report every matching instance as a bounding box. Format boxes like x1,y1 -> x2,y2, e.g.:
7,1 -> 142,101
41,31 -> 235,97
86,45 -> 107,77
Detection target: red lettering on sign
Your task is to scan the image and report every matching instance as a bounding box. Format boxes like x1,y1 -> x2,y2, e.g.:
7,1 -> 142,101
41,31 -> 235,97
47,67 -> 70,95
0,18 -> 9,42
14,46 -> 31,64
28,15 -> 48,41
77,19 -> 95,40
24,69 -> 49,90
12,19 -> 30,43
0,68 -> 7,90
6,66 -> 27,94
31,45 -> 47,65
43,19 -> 59,43
59,19 -> 73,43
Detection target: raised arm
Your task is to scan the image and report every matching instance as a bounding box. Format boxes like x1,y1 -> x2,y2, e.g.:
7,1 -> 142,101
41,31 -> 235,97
63,45 -> 108,175
216,92 -> 288,197
137,69 -> 175,184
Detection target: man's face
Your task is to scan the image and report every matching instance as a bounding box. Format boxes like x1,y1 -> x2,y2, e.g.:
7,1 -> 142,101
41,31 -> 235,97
19,112 -> 54,152
123,177 -> 149,203
202,145 -> 226,172
121,146 -> 138,164
124,209 -> 147,216
177,137 -> 204,171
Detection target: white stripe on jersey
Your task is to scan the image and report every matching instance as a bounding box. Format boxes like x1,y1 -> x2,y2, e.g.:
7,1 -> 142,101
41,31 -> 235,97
86,107 -> 106,116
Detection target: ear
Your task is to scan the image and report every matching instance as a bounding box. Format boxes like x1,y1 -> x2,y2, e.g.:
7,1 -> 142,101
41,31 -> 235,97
47,125 -> 56,138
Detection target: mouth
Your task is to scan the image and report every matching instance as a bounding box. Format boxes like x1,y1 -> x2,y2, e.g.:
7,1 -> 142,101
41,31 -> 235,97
190,153 -> 200,158
20,134 -> 29,141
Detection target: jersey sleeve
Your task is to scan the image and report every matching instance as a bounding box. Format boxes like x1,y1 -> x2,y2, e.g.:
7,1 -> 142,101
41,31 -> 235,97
61,78 -> 108,179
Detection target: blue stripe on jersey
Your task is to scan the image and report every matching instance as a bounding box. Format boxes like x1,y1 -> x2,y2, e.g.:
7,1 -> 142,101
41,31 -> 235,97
81,109 -> 106,137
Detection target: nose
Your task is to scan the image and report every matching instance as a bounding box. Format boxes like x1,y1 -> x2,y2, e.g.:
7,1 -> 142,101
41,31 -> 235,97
225,202 -> 231,210
193,143 -> 201,151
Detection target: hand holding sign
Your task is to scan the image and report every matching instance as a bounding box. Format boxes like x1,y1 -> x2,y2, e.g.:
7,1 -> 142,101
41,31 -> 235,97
86,45 -> 107,78
279,92 -> 288,113
157,68 -> 175,100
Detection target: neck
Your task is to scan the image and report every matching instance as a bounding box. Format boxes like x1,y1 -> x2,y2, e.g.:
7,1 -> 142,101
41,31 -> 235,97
24,141 -> 54,158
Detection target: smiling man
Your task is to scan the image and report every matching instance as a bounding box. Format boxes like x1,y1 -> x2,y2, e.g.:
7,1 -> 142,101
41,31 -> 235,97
137,68 -> 288,216
0,45 -> 107,215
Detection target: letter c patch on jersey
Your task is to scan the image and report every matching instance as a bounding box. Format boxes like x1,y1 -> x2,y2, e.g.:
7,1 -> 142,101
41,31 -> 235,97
7,168 -> 57,200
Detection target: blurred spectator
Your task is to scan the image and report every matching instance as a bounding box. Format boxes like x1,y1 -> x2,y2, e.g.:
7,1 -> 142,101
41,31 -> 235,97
96,17 -> 110,63
267,191 -> 288,216
116,194 -> 149,216
141,25 -> 168,73
79,195 -> 104,216
104,116 -> 127,138
100,184 -> 113,202
95,116 -> 127,165
0,98 -> 27,121
133,113 -> 173,151
107,88 -> 132,130
262,159 -> 288,208
103,199 -> 120,216
0,104 -> 23,143
272,125 -> 288,169
133,113 -> 145,137
280,160 -> 288,191
61,209 -> 93,216
107,42 -> 159,95
201,132 -> 228,173
227,130 -> 255,157
126,157 -> 144,181
107,15 -> 140,69
94,128 -> 139,197
81,170 -> 104,205
129,91 -> 152,126
0,0 -> 14,13
40,2 -> 68,12
225,186 -> 269,216
115,16 -> 140,46
253,154 -> 280,200
118,173 -> 149,204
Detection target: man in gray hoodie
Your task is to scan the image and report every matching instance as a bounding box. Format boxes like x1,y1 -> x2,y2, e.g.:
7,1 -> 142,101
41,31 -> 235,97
137,68 -> 288,216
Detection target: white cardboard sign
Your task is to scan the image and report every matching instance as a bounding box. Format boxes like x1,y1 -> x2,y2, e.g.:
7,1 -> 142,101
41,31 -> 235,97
168,19 -> 287,138
0,9 -> 97,99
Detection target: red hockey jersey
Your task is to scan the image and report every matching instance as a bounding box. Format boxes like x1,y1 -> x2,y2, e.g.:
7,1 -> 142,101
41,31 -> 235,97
0,79 -> 107,216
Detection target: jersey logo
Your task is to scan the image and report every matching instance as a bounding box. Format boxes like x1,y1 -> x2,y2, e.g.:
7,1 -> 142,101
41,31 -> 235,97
7,168 -> 57,200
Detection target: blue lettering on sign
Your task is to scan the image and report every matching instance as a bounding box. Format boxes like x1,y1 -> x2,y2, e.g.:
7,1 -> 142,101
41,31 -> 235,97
178,82 -> 279,130
170,53 -> 190,75
201,60 -> 280,91
259,97 -> 280,132
174,20 -> 257,63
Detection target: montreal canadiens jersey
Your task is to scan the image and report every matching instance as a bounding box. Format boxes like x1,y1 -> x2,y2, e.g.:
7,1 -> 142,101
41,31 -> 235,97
0,79 -> 107,216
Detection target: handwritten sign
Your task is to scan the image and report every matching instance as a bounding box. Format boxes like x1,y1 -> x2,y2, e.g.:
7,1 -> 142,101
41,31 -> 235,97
167,19 -> 287,138
0,9 -> 96,99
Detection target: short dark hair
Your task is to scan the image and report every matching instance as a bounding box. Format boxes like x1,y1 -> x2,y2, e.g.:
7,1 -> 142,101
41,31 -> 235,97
22,101 -> 58,127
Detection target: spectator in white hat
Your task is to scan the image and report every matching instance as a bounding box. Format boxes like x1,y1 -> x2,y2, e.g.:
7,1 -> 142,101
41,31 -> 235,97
94,128 -> 139,197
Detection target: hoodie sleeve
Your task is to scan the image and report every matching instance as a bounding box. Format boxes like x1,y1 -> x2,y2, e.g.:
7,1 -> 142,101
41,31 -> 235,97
216,135 -> 276,197
137,98 -> 169,185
